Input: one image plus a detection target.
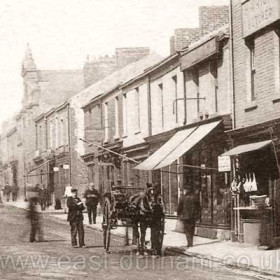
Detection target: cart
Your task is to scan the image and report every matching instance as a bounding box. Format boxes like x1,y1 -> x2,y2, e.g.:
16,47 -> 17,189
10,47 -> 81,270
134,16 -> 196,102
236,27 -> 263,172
102,186 -> 165,254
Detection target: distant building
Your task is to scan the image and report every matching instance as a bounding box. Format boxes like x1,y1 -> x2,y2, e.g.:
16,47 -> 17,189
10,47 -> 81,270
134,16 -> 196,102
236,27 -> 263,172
0,46 -> 84,199
83,47 -> 150,88
170,5 -> 229,53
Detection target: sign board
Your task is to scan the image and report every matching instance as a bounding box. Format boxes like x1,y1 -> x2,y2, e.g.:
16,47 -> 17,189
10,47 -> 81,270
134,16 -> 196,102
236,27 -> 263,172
180,37 -> 219,71
218,156 -> 231,172
53,167 -> 59,172
242,0 -> 280,38
63,164 -> 69,170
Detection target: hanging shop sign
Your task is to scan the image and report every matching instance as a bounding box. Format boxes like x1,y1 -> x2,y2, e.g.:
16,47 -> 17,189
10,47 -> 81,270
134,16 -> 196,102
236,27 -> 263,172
242,0 -> 280,38
53,167 -> 59,172
218,155 -> 231,172
63,164 -> 70,170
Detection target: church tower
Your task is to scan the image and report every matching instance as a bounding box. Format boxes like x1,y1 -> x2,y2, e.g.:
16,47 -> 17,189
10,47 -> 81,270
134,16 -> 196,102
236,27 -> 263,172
21,44 -> 40,108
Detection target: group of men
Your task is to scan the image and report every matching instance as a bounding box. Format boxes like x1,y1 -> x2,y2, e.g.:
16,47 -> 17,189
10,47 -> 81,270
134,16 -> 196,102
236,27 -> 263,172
28,180 -> 200,253
2,184 -> 19,202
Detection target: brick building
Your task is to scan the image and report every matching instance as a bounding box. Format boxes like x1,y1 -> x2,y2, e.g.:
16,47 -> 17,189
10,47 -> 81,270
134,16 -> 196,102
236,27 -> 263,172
170,5 -> 229,53
31,102 -> 70,206
220,0 -> 280,246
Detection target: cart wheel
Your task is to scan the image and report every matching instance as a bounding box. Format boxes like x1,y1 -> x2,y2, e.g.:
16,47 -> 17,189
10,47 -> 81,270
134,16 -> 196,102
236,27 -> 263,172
103,197 -> 111,253
158,216 -> 165,253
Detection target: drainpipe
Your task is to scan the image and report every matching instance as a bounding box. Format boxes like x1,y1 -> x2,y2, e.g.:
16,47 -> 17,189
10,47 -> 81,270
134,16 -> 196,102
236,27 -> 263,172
183,71 -> 187,125
147,75 -> 152,136
229,0 -> 236,130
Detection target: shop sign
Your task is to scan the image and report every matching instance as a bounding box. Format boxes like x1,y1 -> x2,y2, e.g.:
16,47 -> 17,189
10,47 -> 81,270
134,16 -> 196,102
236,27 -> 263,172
242,0 -> 280,38
218,156 -> 231,172
53,167 -> 59,172
180,37 -> 219,71
63,164 -> 69,169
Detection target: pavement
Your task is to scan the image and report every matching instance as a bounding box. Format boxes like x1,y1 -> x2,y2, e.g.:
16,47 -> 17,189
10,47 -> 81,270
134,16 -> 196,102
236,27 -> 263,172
3,199 -> 280,277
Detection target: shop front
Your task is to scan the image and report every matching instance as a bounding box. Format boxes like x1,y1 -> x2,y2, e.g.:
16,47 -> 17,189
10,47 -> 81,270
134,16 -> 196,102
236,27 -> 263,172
221,121 -> 280,247
135,116 -> 232,239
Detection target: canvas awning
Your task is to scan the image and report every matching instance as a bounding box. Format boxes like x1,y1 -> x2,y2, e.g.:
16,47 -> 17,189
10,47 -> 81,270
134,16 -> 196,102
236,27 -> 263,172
134,120 -> 221,170
221,140 -> 272,157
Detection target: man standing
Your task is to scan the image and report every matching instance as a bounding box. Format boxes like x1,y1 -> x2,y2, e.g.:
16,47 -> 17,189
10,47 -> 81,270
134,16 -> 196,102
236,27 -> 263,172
39,184 -> 47,211
63,184 -> 73,213
27,197 -> 44,242
84,183 -> 100,224
177,187 -> 200,249
67,188 -> 86,248
11,184 -> 19,202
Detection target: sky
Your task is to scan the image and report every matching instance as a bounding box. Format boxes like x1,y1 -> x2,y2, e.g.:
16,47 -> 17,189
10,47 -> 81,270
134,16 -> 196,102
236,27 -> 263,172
0,0 -> 229,129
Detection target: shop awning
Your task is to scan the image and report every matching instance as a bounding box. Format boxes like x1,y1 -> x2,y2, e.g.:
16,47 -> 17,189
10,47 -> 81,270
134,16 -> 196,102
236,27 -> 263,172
221,140 -> 272,157
134,120 -> 221,170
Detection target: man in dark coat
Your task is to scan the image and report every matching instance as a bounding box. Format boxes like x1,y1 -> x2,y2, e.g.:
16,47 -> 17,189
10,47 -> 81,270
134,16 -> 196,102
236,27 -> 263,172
39,184 -> 47,211
11,184 -> 19,202
67,188 -> 86,248
27,197 -> 44,242
84,183 -> 100,224
3,185 -> 11,202
177,187 -> 200,248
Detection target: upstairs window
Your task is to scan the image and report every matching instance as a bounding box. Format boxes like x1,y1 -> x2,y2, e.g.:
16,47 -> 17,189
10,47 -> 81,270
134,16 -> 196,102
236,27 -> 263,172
172,76 -> 178,123
249,40 -> 256,101
123,93 -> 128,136
135,87 -> 140,131
104,102 -> 109,142
158,83 -> 164,129
114,97 -> 120,138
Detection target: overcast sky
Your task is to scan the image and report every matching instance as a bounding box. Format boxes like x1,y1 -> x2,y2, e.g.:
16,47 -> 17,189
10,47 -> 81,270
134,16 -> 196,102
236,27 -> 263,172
0,0 -> 229,128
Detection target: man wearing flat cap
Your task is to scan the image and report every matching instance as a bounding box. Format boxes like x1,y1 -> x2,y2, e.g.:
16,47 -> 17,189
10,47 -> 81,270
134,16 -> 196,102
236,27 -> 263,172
84,183 -> 100,224
67,188 -> 86,248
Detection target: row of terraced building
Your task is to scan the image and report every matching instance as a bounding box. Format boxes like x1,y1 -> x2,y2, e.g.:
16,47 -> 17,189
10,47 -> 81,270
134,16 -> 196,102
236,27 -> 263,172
1,2 -> 280,245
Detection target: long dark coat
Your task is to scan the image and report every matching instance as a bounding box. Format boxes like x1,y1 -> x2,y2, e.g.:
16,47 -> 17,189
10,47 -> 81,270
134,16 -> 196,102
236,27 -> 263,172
177,193 -> 199,222
67,197 -> 85,222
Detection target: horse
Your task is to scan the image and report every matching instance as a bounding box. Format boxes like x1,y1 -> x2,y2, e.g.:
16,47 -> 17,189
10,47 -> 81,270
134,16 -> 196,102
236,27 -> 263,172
129,186 -> 165,256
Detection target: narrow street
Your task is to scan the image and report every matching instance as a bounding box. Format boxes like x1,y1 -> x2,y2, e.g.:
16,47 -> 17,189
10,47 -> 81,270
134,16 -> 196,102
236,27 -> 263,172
0,204 -> 277,280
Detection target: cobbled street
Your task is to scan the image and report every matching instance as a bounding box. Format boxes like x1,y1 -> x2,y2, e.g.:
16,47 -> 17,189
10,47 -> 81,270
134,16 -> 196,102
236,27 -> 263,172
0,205 -> 277,280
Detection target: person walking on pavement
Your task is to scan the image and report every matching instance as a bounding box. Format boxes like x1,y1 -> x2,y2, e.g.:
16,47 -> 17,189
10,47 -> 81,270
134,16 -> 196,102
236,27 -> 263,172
67,188 -> 86,248
84,183 -> 100,224
177,187 -> 200,250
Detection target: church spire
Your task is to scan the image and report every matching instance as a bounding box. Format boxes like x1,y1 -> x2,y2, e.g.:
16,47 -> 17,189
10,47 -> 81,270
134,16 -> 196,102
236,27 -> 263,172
22,43 -> 37,76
